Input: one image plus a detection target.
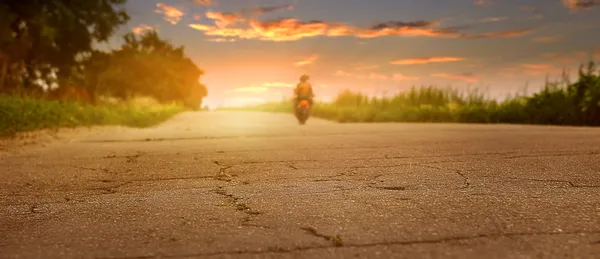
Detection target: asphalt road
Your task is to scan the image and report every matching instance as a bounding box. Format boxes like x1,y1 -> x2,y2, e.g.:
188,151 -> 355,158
1,111 -> 600,259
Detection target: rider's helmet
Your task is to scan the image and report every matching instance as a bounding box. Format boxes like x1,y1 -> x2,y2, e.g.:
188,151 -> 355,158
300,74 -> 309,81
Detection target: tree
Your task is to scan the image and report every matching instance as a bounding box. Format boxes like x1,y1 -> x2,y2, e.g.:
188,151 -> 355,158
84,30 -> 208,109
0,0 -> 129,91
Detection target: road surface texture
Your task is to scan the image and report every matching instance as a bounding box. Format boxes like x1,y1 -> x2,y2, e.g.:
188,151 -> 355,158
1,111 -> 600,259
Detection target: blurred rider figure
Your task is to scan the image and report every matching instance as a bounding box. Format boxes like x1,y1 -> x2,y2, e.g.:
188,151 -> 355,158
294,74 -> 314,107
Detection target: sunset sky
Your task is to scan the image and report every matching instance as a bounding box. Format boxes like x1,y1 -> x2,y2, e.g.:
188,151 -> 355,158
109,0 -> 600,108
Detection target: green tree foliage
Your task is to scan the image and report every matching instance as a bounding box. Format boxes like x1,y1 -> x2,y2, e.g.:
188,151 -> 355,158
0,0 -> 129,90
80,31 -> 208,109
1,1 -> 208,110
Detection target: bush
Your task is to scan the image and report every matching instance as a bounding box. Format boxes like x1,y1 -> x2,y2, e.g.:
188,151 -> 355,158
234,61 -> 600,126
0,95 -> 184,136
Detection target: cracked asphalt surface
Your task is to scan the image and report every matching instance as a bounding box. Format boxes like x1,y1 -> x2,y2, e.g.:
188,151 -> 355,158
1,111 -> 600,259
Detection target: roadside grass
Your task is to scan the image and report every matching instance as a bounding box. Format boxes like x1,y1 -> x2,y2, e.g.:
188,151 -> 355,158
232,61 -> 600,126
0,94 -> 185,137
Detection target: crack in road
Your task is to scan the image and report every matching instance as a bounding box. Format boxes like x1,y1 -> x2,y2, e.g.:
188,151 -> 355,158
491,176 -> 600,188
300,226 -> 344,247
223,150 -> 598,166
417,164 -> 470,189
103,230 -> 600,258
103,152 -> 144,163
212,187 -> 261,218
69,166 -> 118,175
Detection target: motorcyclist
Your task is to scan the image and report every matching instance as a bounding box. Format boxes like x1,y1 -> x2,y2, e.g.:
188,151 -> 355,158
294,74 -> 314,107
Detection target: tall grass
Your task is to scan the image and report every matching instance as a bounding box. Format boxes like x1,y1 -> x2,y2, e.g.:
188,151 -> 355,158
236,61 -> 600,126
0,94 -> 185,136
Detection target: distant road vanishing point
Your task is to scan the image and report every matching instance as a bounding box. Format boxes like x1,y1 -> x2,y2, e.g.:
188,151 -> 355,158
1,111 -> 600,258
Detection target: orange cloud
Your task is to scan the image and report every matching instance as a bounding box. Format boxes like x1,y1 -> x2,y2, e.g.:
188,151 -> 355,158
481,17 -> 507,22
392,73 -> 419,81
520,63 -> 561,76
542,53 -> 574,63
432,73 -> 477,83
245,4 -> 294,16
189,16 -> 533,42
456,29 -> 533,39
521,63 -> 551,70
132,24 -> 154,35
474,0 -> 493,6
250,19 -> 329,41
562,0 -> 600,9
189,24 -> 259,39
294,54 -> 319,66
206,11 -> 243,28
390,57 -> 464,65
155,3 -> 184,25
368,73 -> 389,80
575,51 -> 588,58
194,0 -> 213,6
335,70 -> 388,80
354,64 -> 379,70
532,35 -> 562,43
205,38 -> 236,42
204,5 -> 294,28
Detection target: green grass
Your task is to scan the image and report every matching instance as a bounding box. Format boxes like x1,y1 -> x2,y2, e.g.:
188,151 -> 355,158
232,61 -> 600,127
0,94 -> 185,137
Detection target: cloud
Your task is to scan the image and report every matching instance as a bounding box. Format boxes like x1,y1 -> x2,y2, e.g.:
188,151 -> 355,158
189,24 -> 213,31
575,51 -> 588,58
206,11 -> 243,28
354,65 -> 379,70
132,24 -> 154,35
249,19 -> 330,41
481,17 -> 507,22
390,57 -> 464,65
456,29 -> 533,39
392,73 -> 419,81
194,0 -> 214,6
335,70 -> 389,80
562,0 -> 600,9
232,87 -> 269,93
367,73 -> 389,80
155,3 -> 184,25
432,73 -> 477,83
189,16 -> 534,42
519,5 -> 545,19
294,54 -> 319,66
542,53 -> 575,63
521,63 -> 551,70
520,63 -> 562,76
245,4 -> 294,16
532,35 -> 562,43
369,20 -> 438,30
205,38 -> 236,42
474,0 -> 493,6
204,4 -> 294,28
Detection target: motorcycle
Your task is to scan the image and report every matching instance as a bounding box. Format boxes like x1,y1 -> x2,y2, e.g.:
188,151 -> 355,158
295,100 -> 311,125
